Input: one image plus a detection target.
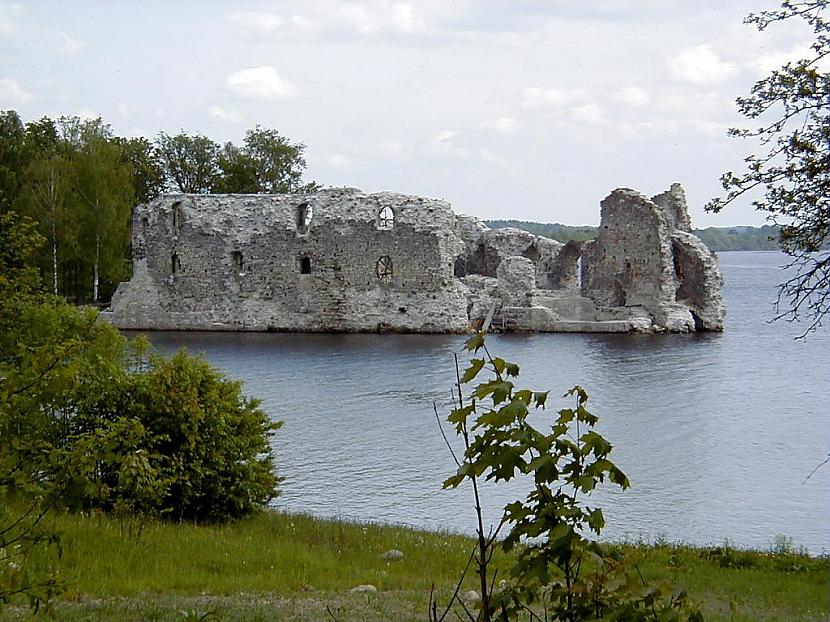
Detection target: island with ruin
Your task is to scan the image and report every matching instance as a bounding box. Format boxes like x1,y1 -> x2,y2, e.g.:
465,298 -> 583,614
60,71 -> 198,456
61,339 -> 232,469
106,183 -> 724,334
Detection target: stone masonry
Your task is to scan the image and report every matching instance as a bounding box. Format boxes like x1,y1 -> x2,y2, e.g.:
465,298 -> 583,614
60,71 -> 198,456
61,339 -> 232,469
108,184 -> 725,334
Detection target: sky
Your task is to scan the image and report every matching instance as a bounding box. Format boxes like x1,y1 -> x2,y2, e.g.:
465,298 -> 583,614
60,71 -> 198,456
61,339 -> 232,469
0,0 -> 817,226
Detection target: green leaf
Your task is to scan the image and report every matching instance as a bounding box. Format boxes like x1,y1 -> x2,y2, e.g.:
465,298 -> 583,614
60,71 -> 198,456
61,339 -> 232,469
464,331 -> 485,352
460,358 -> 485,383
492,357 -> 506,374
448,404 -> 475,425
587,508 -> 605,533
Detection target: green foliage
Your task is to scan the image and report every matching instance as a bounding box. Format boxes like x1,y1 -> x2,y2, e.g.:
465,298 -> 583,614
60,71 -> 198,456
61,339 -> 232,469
707,1 -> 830,333
72,349 -> 283,523
156,126 -> 316,195
439,333 -> 702,621
1,109 -> 318,303
155,132 -> 221,194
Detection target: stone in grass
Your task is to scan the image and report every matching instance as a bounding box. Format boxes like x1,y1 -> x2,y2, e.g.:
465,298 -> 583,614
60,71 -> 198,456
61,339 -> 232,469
463,590 -> 481,606
350,584 -> 378,593
380,549 -> 404,561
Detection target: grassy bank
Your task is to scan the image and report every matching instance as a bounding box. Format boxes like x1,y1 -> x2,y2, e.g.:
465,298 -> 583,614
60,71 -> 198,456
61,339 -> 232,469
3,506 -> 828,621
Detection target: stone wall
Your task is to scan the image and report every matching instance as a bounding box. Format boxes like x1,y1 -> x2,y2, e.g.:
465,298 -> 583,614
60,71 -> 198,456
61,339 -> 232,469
110,189 -> 469,332
109,183 -> 725,335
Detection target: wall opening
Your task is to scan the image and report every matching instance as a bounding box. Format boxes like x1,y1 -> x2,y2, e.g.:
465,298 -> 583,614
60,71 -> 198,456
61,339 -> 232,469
296,203 -> 312,232
172,201 -> 183,234
377,206 -> 395,229
375,255 -> 393,282
171,252 -> 181,275
232,250 -> 244,274
299,256 -> 312,274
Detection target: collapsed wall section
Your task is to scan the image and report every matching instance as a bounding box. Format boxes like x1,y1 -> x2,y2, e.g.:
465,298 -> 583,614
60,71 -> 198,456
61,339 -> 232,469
581,189 -> 677,314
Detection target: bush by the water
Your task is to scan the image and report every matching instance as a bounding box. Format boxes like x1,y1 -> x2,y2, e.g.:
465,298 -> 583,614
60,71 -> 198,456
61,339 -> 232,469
1,209 -> 281,526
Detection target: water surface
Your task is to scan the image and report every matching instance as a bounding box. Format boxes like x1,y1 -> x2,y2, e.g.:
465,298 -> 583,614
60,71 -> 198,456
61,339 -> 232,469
140,252 -> 830,553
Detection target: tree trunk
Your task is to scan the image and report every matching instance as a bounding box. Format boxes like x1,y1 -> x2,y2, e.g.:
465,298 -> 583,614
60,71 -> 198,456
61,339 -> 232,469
93,231 -> 100,303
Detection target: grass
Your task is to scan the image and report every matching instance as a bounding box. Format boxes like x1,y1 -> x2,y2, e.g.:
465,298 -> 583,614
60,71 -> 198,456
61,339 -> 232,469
2,506 -> 827,621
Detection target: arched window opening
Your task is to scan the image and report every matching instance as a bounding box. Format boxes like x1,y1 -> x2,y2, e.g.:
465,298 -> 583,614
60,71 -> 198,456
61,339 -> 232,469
299,256 -> 312,274
171,252 -> 181,275
232,251 -> 244,274
375,255 -> 393,282
296,202 -> 313,232
377,206 -> 395,229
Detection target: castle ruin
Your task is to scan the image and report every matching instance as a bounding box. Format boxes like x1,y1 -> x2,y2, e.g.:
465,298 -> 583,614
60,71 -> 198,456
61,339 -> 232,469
107,184 -> 724,334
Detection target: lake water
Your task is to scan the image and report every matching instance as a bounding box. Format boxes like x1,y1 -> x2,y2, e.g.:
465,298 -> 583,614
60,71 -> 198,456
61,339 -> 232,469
138,251 -> 830,553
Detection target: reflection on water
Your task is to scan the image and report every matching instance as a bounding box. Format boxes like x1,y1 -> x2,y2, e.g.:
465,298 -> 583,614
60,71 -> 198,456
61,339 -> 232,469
139,252 -> 830,553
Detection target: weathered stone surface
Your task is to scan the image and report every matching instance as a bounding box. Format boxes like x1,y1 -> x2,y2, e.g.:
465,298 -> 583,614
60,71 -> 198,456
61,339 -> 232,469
497,256 -> 536,308
578,185 -> 724,333
110,189 -> 469,333
651,183 -> 692,233
108,184 -> 724,335
455,226 -> 563,289
671,230 -> 725,330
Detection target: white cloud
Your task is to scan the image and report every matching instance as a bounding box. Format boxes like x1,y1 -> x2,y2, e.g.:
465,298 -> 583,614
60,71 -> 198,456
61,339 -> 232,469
570,103 -> 605,124
0,77 -> 32,104
57,32 -> 85,55
753,43 -> 813,74
337,1 -> 425,35
229,11 -> 285,35
375,140 -> 409,159
613,86 -> 651,107
619,118 -> 679,140
209,105 -> 243,123
74,108 -> 100,121
326,153 -> 356,169
479,117 -> 521,133
226,66 -> 297,101
116,102 -> 130,119
425,130 -> 464,158
667,45 -> 737,85
521,87 -> 589,111
689,119 -> 729,138
424,129 -> 507,166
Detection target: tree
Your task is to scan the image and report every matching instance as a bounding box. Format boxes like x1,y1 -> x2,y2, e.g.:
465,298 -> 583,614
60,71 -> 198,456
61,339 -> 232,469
215,141 -> 259,193
242,125 -> 316,193
155,131 -> 220,193
16,119 -> 72,296
707,1 -> 829,334
71,118 -> 134,303
0,111 -> 29,215
113,136 -> 165,204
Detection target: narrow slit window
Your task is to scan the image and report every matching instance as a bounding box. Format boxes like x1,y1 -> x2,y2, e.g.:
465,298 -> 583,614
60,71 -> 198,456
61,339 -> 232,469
378,206 -> 395,229
375,255 -> 393,281
171,252 -> 181,275
172,201 -> 183,233
299,256 -> 312,274
232,251 -> 244,274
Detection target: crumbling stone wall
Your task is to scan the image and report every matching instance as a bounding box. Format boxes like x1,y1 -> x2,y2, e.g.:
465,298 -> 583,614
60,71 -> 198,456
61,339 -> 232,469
109,183 -> 724,335
671,231 -> 725,330
579,185 -> 724,332
582,189 -> 677,313
544,240 -> 583,290
454,226 -> 563,289
110,189 -> 468,333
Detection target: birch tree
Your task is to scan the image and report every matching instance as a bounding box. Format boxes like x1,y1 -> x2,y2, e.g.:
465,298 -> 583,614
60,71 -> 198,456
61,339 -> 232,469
71,119 -> 133,303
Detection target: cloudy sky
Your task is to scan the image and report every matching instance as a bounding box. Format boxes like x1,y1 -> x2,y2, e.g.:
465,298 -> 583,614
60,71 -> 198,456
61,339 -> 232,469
0,1 -> 816,226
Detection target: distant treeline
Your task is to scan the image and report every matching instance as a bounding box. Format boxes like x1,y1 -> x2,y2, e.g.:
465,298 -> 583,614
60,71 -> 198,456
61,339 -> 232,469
0,109 -> 315,303
485,220 -> 782,252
